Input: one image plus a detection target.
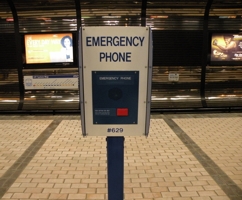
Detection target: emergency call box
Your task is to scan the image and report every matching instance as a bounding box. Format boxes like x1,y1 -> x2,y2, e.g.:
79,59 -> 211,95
92,71 -> 139,124
79,26 -> 153,136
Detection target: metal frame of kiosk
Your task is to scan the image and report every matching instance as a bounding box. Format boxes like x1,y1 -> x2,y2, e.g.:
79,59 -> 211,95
79,26 -> 152,200
79,26 -> 152,137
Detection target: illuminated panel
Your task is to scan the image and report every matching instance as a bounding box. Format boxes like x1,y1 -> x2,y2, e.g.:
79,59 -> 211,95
24,33 -> 73,64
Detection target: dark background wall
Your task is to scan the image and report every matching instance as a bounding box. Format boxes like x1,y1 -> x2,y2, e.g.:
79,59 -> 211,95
0,0 -> 242,112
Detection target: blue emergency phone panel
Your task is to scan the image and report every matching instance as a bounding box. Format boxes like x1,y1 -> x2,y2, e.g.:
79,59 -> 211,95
92,71 -> 139,124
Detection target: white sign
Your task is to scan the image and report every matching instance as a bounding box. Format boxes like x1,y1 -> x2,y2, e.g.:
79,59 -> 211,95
79,26 -> 153,137
168,73 -> 179,82
24,75 -> 79,90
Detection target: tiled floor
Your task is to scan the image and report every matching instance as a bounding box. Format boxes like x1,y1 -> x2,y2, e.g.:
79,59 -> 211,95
0,113 -> 242,200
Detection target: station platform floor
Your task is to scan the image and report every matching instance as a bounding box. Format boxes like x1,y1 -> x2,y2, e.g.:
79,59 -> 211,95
0,112 -> 242,200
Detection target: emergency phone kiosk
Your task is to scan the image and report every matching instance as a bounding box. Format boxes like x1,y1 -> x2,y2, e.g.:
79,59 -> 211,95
79,26 -> 152,200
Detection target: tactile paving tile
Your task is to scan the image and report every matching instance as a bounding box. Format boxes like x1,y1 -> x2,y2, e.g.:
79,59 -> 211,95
173,117 -> 242,190
0,120 -> 52,177
2,119 -> 230,200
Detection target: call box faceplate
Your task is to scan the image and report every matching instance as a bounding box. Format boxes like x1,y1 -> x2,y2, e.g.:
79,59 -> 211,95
92,71 -> 139,124
79,26 -> 153,137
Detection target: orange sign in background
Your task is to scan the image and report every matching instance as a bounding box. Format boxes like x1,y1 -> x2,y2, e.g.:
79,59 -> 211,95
25,33 -> 73,64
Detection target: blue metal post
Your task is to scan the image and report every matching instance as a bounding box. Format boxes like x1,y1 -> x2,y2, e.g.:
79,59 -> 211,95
107,136 -> 124,200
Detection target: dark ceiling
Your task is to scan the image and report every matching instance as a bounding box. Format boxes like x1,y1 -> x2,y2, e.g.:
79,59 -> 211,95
0,0 -> 242,32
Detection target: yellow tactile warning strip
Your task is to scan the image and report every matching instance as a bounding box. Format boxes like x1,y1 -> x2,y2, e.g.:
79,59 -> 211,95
0,117 -> 234,200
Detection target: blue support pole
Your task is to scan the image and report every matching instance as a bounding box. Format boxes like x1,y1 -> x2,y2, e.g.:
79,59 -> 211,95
107,136 -> 124,200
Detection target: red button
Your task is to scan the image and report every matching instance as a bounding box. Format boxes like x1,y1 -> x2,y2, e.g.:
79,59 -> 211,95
117,108 -> 129,116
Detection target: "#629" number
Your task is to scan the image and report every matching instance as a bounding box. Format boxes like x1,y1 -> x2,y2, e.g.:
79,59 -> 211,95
107,128 -> 124,133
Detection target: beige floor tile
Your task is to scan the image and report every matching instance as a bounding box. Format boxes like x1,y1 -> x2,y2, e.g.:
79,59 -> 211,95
86,193 -> 105,199
1,116 -> 239,200
68,193 -> 86,199
0,120 -> 52,176
174,117 -> 242,190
